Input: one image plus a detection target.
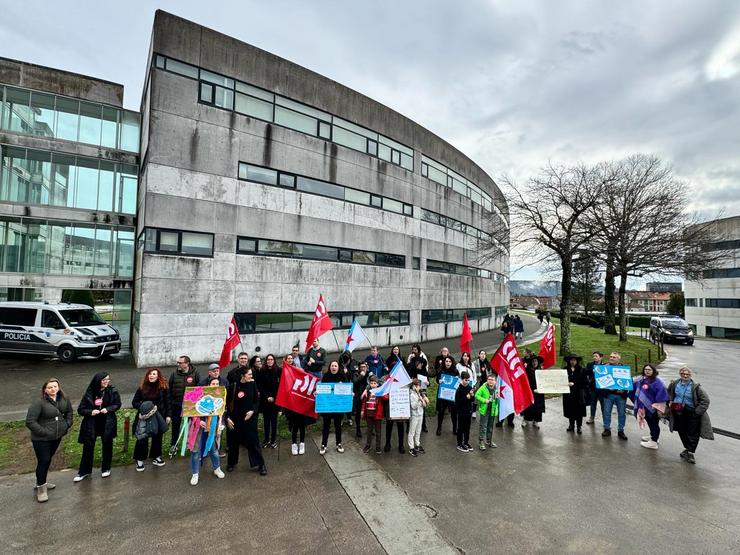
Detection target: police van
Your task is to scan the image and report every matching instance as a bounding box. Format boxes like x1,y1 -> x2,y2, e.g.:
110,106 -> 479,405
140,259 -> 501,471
0,302 -> 121,362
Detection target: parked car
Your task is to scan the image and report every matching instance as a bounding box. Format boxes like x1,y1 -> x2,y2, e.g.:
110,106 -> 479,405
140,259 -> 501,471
0,302 -> 121,362
649,316 -> 694,345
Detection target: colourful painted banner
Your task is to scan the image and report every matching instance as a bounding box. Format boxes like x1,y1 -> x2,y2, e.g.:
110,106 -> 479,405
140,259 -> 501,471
182,386 -> 227,417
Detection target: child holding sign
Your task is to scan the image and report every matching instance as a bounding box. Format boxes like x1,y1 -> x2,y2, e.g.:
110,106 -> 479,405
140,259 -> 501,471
361,375 -> 384,454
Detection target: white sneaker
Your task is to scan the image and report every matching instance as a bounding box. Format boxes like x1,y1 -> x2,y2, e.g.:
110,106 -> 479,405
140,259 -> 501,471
337,444 -> 344,453
291,443 -> 299,456
319,445 -> 327,455
135,460 -> 145,472
640,440 -> 659,450
73,474 -> 90,483
214,468 -> 225,479
641,436 -> 660,443
190,474 -> 199,486
299,442 -> 305,455
101,470 -> 111,478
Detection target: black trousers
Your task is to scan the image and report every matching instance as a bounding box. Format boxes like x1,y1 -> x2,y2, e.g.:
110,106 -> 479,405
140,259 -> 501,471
645,411 -> 661,441
321,414 -> 343,447
384,420 -> 406,448
227,418 -> 265,469
170,409 -> 183,447
436,400 -> 457,432
32,438 -> 61,486
262,405 -> 278,444
133,432 -> 163,461
79,437 -> 113,475
674,409 -> 701,453
353,397 -> 363,435
457,412 -> 472,446
568,416 -> 584,429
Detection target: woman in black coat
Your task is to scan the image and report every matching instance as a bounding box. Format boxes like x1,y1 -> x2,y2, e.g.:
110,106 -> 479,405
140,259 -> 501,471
75,372 -> 122,482
225,367 -> 266,475
562,354 -> 588,433
521,355 -> 546,428
132,368 -> 171,471
25,377 -> 74,502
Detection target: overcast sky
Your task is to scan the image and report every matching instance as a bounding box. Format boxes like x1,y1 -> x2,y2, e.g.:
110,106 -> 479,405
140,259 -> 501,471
2,0 -> 739,282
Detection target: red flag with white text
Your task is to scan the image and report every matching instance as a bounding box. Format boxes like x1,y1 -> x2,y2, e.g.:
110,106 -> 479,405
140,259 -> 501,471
218,316 -> 241,369
276,361 -> 318,418
539,323 -> 556,369
304,294 -> 334,352
459,313 -> 473,355
491,333 -> 534,419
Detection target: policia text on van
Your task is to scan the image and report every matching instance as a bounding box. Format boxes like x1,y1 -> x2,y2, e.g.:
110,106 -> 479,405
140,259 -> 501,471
0,302 -> 121,362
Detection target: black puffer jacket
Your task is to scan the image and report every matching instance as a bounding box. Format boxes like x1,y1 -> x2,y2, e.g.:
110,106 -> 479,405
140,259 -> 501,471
132,386 -> 170,429
26,395 -> 74,442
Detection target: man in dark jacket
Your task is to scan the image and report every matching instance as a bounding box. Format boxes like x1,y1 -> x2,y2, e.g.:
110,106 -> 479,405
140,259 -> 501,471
168,355 -> 201,457
351,361 -> 369,438
584,352 -> 604,424
305,339 -> 327,377
227,352 -> 250,385
200,363 -> 229,387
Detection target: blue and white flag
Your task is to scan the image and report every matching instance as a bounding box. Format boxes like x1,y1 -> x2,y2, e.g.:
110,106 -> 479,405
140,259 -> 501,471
370,359 -> 411,397
344,319 -> 368,353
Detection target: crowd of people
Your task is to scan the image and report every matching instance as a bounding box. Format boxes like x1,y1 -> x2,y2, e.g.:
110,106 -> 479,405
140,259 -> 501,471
25,337 -> 713,503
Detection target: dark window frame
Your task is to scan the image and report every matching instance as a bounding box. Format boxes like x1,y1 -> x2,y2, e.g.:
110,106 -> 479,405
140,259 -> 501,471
143,227 -> 214,258
235,310 -> 411,334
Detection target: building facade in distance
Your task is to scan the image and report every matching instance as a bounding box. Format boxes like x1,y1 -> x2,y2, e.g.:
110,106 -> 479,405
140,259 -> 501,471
133,11 -> 510,366
685,215 -> 740,339
0,58 -> 139,345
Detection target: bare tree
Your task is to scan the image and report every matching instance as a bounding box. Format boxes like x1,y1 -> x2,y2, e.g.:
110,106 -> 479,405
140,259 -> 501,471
482,163 -> 605,355
592,155 -> 721,341
572,254 -> 600,316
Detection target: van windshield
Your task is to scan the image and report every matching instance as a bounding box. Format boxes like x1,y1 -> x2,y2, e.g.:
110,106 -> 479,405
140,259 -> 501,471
662,319 -> 688,329
59,309 -> 106,327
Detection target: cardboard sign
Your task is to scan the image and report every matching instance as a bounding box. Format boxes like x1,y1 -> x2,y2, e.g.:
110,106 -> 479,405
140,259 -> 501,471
389,386 -> 410,419
594,365 -> 633,391
182,386 -> 227,417
315,382 -> 353,413
437,375 -> 460,401
534,369 -> 571,394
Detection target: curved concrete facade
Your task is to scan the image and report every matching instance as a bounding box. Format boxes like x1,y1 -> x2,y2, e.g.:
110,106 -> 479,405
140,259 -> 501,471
133,11 -> 510,366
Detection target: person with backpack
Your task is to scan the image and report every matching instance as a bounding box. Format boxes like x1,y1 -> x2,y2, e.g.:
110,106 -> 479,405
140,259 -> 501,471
74,373 -> 121,482
361,375 -> 384,454
168,355 -> 201,457
25,377 -> 73,502
132,368 -> 171,471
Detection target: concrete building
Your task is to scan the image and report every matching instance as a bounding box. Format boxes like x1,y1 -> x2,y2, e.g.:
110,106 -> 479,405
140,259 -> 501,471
646,282 -> 682,293
685,215 -> 740,339
133,11 -> 510,366
0,58 -> 139,345
626,291 -> 672,313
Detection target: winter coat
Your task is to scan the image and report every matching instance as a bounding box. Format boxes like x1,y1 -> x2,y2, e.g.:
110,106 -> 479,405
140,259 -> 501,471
132,386 -> 170,429
562,366 -> 588,419
474,384 -> 499,417
473,358 -> 492,386
77,386 -> 121,445
226,381 -> 260,421
255,366 -> 281,411
513,318 -> 524,333
361,387 -> 384,420
409,388 -> 425,417
629,376 -> 669,415
352,366 -> 369,394
168,367 -> 201,408
667,380 -> 714,440
365,354 -> 386,378
133,401 -> 168,441
26,395 -> 74,442
199,375 -> 228,387
455,383 -> 474,414
305,347 -> 327,376
521,364 -> 546,418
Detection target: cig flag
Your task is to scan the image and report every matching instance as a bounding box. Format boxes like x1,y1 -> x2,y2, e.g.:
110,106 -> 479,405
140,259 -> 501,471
218,316 -> 241,369
491,333 -> 534,420
539,323 -> 557,369
276,361 -> 318,418
459,313 -> 473,355
304,294 -> 334,352
344,319 -> 367,353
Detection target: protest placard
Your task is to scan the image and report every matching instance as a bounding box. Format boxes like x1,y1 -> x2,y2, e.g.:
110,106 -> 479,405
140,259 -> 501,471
315,382 -> 353,413
389,385 -> 410,419
593,365 -> 633,391
534,369 -> 571,394
182,386 -> 227,417
437,375 -> 460,401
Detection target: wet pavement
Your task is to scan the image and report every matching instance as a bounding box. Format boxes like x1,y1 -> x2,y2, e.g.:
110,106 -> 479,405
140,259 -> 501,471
3,396 -> 739,554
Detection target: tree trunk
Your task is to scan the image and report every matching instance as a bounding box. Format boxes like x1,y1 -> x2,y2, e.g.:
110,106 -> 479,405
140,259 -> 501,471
618,270 -> 628,342
603,250 -> 616,335
560,257 -> 573,356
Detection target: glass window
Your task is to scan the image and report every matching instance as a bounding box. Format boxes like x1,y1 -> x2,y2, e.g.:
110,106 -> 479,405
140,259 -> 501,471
75,158 -> 99,210
235,81 -> 274,102
391,149 -> 401,165
452,178 -> 468,196
258,240 -> 300,256
370,195 -> 382,208
421,162 -> 428,177
237,238 -> 256,253
400,153 -> 413,170
344,188 -> 370,205
116,229 -> 134,277
4,87 -> 30,132
302,244 -> 338,261
367,139 -> 378,156
243,165 -> 277,185
101,107 -> 118,148
120,111 -> 139,152
199,70 -> 233,89
352,251 -> 375,264
154,55 -> 166,69
400,311 -> 410,325
296,176 -> 343,200
318,121 -> 331,139
159,231 -> 179,252
256,313 -> 292,332
98,161 -> 115,212
274,106 -> 318,136
427,165 -> 446,185
93,228 -> 112,276
165,58 -> 199,79
64,224 -> 96,275
144,228 -> 157,252
403,204 -> 413,216
376,253 -> 404,267
29,92 -> 56,138
200,82 -> 214,104
214,86 -> 234,110
377,143 -> 391,161
383,198 -> 403,214
412,257 -> 420,270
278,173 -> 296,188
119,166 -> 137,215
338,249 -> 352,262
292,312 -> 313,331
79,102 -> 102,145
181,232 -> 213,256
0,307 -> 37,326
42,309 -> 64,329
235,92 -> 273,121
55,97 -> 79,142
332,126 -> 367,151
276,96 -> 331,122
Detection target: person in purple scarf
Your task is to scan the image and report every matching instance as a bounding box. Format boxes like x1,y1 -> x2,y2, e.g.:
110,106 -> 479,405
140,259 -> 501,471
629,364 -> 669,450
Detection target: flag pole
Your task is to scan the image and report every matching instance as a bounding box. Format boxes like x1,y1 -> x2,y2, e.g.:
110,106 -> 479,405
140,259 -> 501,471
330,329 -> 343,354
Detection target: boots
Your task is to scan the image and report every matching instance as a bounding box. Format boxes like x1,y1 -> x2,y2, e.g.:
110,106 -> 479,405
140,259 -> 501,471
36,484 -> 49,503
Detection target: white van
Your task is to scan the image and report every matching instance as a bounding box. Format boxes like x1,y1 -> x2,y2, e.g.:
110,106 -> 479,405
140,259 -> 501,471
0,302 -> 121,362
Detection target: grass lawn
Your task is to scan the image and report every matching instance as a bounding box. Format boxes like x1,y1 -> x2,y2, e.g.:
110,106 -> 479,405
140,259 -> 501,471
0,319 -> 659,476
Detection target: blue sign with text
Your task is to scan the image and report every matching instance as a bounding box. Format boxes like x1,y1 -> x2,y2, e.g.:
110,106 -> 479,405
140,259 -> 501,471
437,375 -> 461,402
315,382 -> 353,413
593,365 -> 633,391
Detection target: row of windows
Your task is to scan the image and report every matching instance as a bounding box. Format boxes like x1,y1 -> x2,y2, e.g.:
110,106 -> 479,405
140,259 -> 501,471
421,154 -> 496,216
0,85 -> 139,152
238,162 -> 499,246
0,216 -> 134,277
421,307 -> 493,324
702,268 -> 740,279
155,54 -> 413,171
237,237 -> 405,268
141,228 -> 214,257
0,145 -> 137,215
687,298 -> 740,309
235,310 -> 410,334
701,240 -> 740,252
238,163 -> 413,216
426,259 -> 493,280
706,326 -> 740,339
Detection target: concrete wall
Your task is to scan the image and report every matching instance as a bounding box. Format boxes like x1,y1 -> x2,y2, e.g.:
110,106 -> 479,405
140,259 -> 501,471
133,11 -> 509,366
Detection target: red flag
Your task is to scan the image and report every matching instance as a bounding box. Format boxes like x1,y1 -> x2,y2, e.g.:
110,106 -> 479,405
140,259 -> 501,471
459,312 -> 473,355
304,294 -> 334,352
491,333 -> 534,416
276,361 -> 318,418
539,323 -> 556,368
218,316 -> 241,369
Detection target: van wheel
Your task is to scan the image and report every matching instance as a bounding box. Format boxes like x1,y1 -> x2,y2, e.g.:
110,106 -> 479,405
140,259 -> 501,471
57,345 -> 77,363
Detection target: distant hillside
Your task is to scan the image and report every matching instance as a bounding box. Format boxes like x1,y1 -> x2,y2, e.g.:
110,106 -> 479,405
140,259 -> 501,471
510,280 -> 604,296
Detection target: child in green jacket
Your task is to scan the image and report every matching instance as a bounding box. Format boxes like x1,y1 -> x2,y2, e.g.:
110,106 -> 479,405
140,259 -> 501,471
475,373 -> 499,450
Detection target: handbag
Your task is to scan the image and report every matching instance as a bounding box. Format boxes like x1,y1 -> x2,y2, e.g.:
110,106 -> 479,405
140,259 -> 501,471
670,402 -> 684,413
